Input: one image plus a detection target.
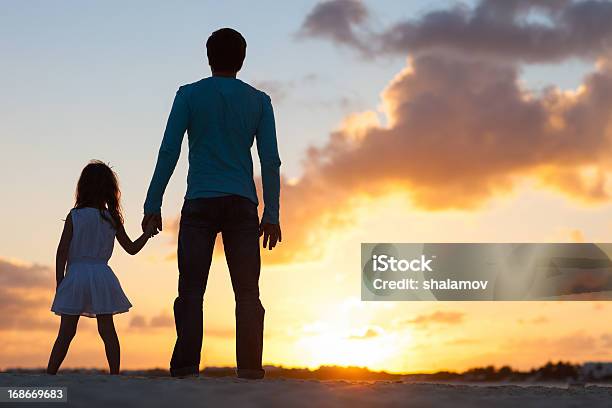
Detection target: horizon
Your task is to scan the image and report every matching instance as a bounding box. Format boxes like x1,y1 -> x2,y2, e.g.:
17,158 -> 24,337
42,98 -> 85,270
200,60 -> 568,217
0,360 -> 593,376
4,0 -> 612,375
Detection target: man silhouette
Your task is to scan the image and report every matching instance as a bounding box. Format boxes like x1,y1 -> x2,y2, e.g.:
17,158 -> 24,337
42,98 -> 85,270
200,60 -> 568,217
142,28 -> 281,379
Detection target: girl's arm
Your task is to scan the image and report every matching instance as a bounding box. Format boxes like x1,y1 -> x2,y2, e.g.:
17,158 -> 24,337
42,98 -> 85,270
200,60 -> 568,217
56,213 -> 73,288
116,223 -> 153,255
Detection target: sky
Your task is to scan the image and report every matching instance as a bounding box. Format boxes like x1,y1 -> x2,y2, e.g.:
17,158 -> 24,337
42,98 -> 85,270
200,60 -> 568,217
3,0 -> 612,373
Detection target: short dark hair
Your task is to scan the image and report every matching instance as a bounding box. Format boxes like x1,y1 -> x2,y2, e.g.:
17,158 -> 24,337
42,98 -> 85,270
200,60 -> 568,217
206,28 -> 247,72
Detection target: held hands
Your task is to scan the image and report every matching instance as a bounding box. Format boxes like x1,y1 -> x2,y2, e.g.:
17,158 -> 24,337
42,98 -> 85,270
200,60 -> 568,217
142,213 -> 163,237
259,222 -> 282,250
143,220 -> 159,238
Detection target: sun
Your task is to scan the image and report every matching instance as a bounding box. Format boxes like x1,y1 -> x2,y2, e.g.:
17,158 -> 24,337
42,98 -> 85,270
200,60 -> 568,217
296,330 -> 405,371
293,300 -> 412,371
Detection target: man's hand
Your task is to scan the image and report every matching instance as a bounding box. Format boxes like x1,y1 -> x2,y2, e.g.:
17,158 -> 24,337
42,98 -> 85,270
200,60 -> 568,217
143,218 -> 159,238
142,213 -> 163,236
259,222 -> 282,250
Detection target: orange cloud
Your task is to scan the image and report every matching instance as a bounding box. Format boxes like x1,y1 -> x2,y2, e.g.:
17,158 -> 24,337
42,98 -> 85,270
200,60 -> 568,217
348,327 -> 380,340
405,311 -> 465,327
129,312 -> 174,330
270,55 -> 612,263
0,258 -> 55,331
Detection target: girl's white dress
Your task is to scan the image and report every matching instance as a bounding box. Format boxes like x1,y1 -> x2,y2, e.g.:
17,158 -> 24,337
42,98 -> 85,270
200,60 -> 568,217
51,207 -> 132,317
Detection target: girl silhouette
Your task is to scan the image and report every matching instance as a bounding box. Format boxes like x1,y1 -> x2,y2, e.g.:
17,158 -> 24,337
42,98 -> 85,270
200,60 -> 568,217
47,160 -> 156,375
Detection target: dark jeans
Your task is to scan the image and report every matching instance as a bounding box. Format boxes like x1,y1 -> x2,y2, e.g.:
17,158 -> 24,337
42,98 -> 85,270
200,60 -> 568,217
170,195 -> 265,379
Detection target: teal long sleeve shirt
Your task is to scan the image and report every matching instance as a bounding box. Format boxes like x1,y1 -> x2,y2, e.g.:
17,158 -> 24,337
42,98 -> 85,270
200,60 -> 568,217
144,76 -> 281,224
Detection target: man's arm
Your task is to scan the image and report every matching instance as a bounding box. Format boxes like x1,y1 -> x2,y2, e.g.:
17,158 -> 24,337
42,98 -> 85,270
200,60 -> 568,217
256,93 -> 282,249
143,86 -> 189,232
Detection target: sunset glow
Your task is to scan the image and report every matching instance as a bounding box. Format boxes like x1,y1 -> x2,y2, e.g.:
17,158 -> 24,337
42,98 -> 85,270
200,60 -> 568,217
4,0 -> 612,376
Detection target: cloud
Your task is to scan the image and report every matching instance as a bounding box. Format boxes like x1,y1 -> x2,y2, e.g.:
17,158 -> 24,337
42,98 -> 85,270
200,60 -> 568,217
333,54 -> 611,205
0,258 -> 51,288
265,52 -> 612,262
267,2 -> 612,264
129,312 -> 174,330
405,311 -> 465,326
298,0 -> 370,53
251,74 -> 322,104
300,0 -> 612,62
348,327 -> 380,340
251,80 -> 294,103
0,258 -> 55,331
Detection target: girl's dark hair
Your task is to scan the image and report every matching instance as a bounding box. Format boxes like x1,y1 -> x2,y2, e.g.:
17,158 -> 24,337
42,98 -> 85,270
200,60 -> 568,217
75,160 -> 124,228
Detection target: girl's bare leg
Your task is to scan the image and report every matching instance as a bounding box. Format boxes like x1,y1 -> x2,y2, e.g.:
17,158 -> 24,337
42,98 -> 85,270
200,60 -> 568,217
47,315 -> 80,375
96,314 -> 120,374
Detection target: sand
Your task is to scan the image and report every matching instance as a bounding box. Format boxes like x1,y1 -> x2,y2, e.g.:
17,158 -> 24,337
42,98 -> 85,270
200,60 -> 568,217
1,373 -> 612,407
